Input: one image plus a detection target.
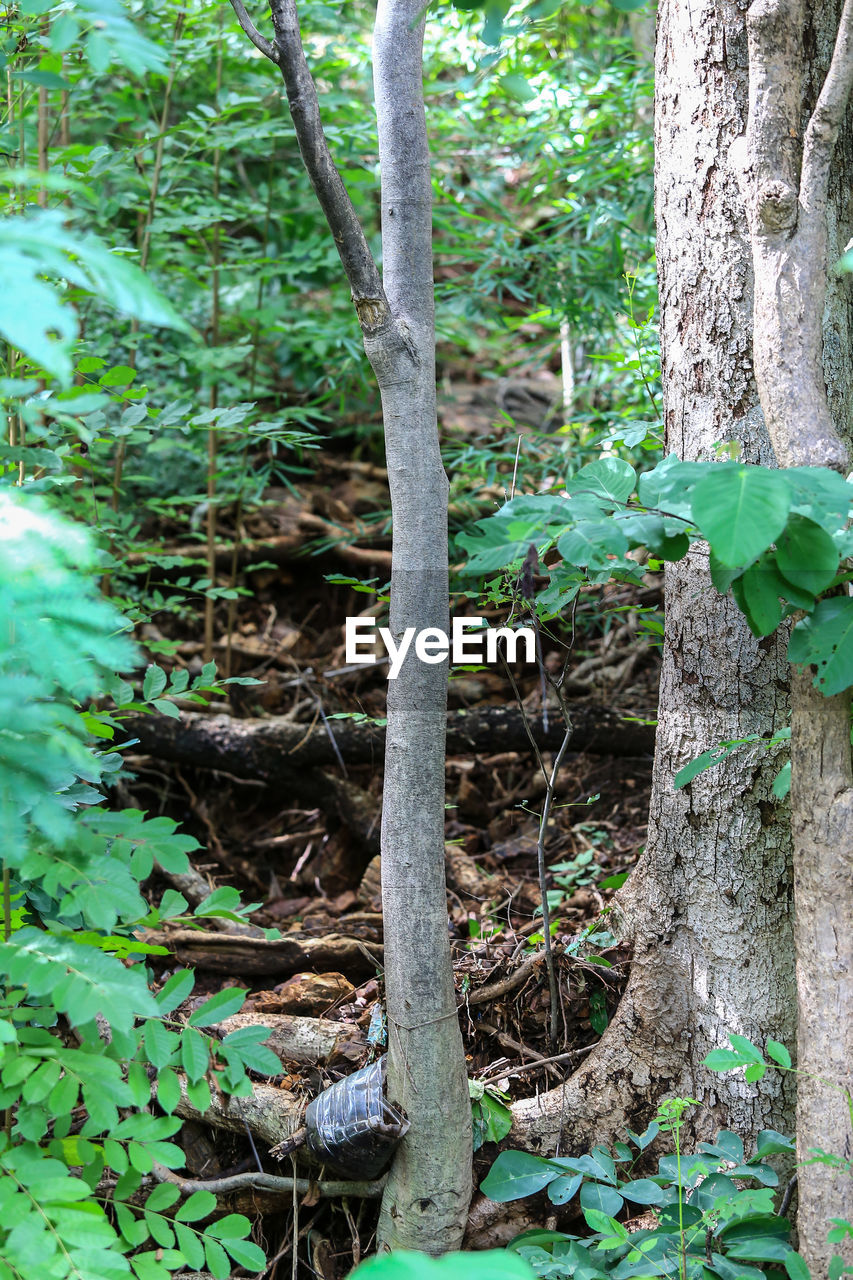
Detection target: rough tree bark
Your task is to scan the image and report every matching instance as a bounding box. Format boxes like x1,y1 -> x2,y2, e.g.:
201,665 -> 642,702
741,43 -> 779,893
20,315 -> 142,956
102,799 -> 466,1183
739,0 -> 853,1266
501,0 -> 798,1164
227,0 -> 471,1253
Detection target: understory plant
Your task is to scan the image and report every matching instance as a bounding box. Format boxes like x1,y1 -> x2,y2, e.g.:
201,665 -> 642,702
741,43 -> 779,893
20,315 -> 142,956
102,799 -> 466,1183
481,1097 -> 803,1279
0,493 -> 272,1280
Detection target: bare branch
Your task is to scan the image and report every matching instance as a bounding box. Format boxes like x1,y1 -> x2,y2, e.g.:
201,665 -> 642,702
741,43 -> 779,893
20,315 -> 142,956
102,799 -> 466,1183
801,0 -> 853,211
152,1160 -> 385,1199
227,0 -> 279,65
267,0 -> 389,331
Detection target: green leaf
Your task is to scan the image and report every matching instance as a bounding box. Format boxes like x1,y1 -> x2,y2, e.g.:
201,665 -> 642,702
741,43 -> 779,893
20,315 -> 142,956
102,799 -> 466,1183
775,515 -> 839,596
727,1034 -> 765,1064
479,1150 -> 560,1202
788,597 -> 853,695
186,1076 -> 211,1111
765,1039 -> 792,1069
156,1068 -> 181,1114
188,987 -> 247,1026
145,1182 -> 180,1213
174,1222 -> 205,1271
566,458 -> 636,506
579,1181 -> 623,1215
175,1189 -> 217,1222
705,1048 -> 751,1071
142,1019 -> 178,1070
557,521 -> 629,571
204,1236 -> 231,1279
546,1172 -> 582,1205
621,1178 -> 666,1205
155,970 -> 195,1015
351,1252 -> 536,1280
180,1028 -> 210,1082
222,1236 -> 267,1269
691,464 -> 791,567
755,1130 -> 796,1158
142,666 -> 167,700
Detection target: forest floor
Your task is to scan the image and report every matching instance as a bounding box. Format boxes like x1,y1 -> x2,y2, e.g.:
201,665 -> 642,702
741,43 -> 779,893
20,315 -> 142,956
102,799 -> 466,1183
120,433 -> 660,1274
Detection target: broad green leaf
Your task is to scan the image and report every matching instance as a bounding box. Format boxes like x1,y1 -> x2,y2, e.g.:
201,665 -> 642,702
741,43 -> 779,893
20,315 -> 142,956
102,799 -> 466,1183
785,1252 -> 812,1280
691,464 -> 791,566
579,1181 -> 623,1215
788,597 -> 853,695
704,1048 -> 751,1071
566,458 -> 636,506
479,1150 -> 560,1202
145,1182 -> 180,1213
546,1172 -> 582,1205
620,1178 -> 666,1205
557,521 -> 629,571
156,1068 -> 181,1114
727,1034 -> 765,1064
776,515 -> 839,595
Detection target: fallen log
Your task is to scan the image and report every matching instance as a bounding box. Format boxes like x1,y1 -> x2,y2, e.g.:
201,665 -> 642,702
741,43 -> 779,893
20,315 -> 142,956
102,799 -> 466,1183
124,702 -> 655,782
214,1012 -> 367,1067
144,927 -> 382,977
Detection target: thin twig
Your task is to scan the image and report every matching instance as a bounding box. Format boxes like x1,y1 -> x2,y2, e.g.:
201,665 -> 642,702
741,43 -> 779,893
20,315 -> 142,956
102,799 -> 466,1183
477,1041 -> 595,1084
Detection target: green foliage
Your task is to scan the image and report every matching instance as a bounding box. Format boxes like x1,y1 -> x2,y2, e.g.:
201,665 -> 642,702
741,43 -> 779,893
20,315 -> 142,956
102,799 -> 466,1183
459,456 -> 853,694
480,1098 -> 804,1279
351,1247 -> 537,1280
0,210 -> 193,385
0,494 -> 268,1277
469,1079 -> 514,1150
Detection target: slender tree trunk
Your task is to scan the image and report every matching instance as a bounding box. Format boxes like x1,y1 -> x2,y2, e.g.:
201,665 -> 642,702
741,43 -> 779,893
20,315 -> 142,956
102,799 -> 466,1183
228,0 -> 471,1251
507,0 -> 798,1159
370,0 -> 472,1254
740,0 -> 853,1266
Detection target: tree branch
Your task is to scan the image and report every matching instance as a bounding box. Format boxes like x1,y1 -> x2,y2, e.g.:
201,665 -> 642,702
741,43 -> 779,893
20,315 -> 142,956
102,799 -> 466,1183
266,0 -> 389,331
153,1161 -> 385,1199
801,0 -> 853,212
227,0 -> 279,64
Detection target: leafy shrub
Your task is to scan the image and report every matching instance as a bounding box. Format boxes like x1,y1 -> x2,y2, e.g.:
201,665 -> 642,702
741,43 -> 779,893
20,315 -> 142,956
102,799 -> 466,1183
0,492 -> 269,1280
481,1098 -> 805,1279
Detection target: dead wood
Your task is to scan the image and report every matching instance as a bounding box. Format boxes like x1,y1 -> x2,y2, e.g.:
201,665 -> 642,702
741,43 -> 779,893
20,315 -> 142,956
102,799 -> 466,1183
214,1012 -> 368,1065
124,703 -> 655,782
176,1077 -> 305,1147
144,927 -> 382,977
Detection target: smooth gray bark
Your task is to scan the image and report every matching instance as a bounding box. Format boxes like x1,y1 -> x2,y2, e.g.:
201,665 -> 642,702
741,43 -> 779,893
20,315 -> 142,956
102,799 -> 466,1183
370,1 -> 472,1251
227,0 -> 471,1252
740,0 -> 853,1266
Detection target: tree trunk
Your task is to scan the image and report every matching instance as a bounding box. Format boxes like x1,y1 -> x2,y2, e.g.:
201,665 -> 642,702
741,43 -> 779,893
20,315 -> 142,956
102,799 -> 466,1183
740,0 -> 853,1266
507,0 -> 798,1158
369,1 -> 472,1252
229,0 -> 471,1251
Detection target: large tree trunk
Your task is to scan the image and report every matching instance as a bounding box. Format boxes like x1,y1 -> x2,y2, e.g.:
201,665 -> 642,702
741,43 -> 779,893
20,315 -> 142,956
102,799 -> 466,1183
740,0 -> 853,1267
507,0 -> 798,1158
369,0 -> 472,1254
